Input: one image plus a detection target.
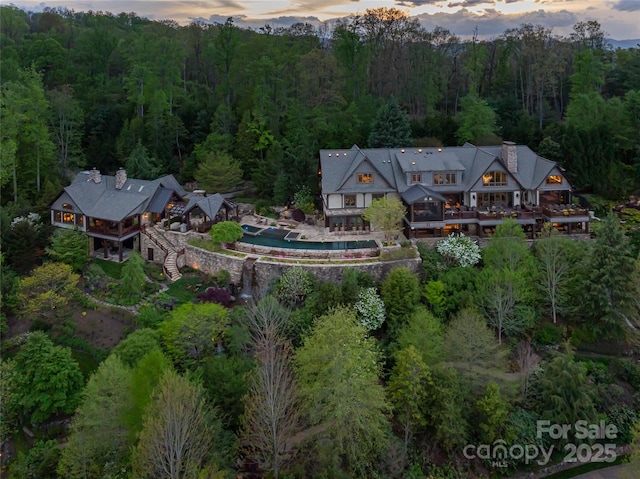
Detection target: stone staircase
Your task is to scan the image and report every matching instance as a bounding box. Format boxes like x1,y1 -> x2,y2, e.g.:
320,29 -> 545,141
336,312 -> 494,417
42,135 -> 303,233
142,225 -> 183,282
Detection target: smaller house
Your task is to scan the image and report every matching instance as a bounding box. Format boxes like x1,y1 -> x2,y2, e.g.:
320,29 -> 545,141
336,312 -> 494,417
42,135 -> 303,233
50,169 -> 236,261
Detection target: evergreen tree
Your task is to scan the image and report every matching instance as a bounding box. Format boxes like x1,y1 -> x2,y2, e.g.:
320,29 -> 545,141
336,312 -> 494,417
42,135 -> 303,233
195,150 -> 243,194
126,139 -> 160,180
119,251 -> 146,300
367,96 -> 412,148
580,214 -> 640,338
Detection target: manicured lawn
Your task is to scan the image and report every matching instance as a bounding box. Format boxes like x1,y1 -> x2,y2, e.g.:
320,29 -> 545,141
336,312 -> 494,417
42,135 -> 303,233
94,258 -> 125,279
165,276 -> 216,304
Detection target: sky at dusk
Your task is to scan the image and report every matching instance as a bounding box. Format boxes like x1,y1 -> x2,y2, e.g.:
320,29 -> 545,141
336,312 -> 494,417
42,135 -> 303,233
5,0 -> 640,40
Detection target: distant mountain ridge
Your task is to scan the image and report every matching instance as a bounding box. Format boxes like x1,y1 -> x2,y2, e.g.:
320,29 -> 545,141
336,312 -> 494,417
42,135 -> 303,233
609,39 -> 640,49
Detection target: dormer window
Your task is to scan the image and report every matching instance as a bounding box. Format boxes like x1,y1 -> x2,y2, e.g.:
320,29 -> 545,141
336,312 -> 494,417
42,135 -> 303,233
482,171 -> 507,187
357,173 -> 373,184
546,175 -> 562,185
412,173 -> 422,183
62,203 -> 74,211
433,172 -> 456,185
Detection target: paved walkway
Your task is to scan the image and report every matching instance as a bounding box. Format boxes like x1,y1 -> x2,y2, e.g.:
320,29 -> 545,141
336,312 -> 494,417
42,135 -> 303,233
571,462 -> 637,479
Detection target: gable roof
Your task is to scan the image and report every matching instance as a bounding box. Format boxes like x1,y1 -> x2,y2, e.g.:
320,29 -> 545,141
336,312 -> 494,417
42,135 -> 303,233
183,193 -> 232,219
54,171 -> 185,222
401,184 -> 448,204
320,143 -> 572,196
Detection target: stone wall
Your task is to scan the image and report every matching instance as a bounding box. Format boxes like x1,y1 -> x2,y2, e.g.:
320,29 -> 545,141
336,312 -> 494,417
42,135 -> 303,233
143,228 -> 422,287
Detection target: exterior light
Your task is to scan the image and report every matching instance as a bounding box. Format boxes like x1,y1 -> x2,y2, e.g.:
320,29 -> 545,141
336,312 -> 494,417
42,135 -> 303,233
328,153 -> 332,157
418,148 -> 422,153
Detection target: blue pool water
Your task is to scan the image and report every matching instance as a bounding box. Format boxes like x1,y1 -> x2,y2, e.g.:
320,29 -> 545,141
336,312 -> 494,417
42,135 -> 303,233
239,226 -> 378,250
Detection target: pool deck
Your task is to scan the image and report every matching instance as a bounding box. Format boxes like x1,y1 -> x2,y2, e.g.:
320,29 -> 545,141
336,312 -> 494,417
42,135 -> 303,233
240,214 -> 388,244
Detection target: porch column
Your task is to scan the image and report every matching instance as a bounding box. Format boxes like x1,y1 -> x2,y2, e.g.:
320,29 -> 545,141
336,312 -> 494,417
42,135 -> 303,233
103,239 -> 108,259
119,242 -> 123,262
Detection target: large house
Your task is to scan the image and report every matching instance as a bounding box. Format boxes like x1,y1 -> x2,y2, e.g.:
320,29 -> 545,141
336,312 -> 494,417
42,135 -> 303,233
319,142 -> 590,238
50,168 -> 236,262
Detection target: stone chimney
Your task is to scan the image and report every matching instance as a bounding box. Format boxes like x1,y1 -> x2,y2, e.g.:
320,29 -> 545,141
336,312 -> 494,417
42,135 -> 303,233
115,168 -> 127,189
502,141 -> 517,173
88,167 -> 102,184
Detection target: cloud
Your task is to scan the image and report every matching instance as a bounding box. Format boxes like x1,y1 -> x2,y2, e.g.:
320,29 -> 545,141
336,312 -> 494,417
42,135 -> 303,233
447,0 -> 494,8
613,0 -> 640,11
415,7 -> 578,37
394,0 -> 444,5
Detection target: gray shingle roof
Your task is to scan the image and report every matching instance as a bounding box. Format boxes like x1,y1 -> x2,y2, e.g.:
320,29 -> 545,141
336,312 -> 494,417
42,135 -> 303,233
54,171 -> 185,221
320,143 -> 572,196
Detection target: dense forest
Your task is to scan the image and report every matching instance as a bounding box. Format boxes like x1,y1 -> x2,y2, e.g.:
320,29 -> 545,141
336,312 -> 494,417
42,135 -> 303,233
2,5 -> 640,479
1,5 -> 639,210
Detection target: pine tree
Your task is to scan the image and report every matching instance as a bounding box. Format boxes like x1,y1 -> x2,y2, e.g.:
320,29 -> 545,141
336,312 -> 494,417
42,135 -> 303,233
367,96 -> 412,148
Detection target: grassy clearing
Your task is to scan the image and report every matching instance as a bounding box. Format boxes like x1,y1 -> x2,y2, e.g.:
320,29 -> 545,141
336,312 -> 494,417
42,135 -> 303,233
94,259 -> 125,279
165,275 -> 217,304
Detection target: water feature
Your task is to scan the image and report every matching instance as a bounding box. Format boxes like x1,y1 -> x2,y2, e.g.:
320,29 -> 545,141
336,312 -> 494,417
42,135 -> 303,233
239,258 -> 256,300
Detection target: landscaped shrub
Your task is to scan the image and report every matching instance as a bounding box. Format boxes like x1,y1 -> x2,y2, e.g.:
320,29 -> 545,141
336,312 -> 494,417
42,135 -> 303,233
275,266 -> 314,307
354,287 -> 386,331
198,287 -> 232,307
436,233 -> 481,268
216,269 -> 231,288
144,262 -> 165,282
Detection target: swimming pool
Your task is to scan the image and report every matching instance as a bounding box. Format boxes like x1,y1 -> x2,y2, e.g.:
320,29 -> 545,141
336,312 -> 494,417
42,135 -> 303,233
239,226 -> 378,251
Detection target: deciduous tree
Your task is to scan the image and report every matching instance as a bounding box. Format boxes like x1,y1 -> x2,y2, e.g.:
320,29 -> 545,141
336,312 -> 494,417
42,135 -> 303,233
363,196 -> 406,243
131,370 -> 222,479
46,228 -> 89,272
295,307 -> 390,476
57,355 -> 133,478
17,262 -> 79,325
13,331 -> 83,424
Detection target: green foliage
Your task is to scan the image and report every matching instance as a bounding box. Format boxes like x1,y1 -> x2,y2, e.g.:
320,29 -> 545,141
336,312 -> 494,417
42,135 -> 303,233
17,262 -> 79,325
532,347 -> 597,438
46,228 -> 89,272
444,308 -> 507,370
159,302 -> 228,368
534,323 -> 564,345
119,251 -> 147,300
395,307 -> 445,366
0,359 -> 18,442
363,196 -> 406,243
475,381 -> 510,443
428,366 -> 470,452
380,266 -> 421,335
580,214 -> 640,337
195,150 -> 243,194
216,269 -> 231,288
111,328 -> 162,367
388,345 -> 433,461
8,439 -> 60,479
126,139 -> 160,180
292,184 -> 315,214
57,355 -> 133,478
13,331 -> 84,424
456,93 -> 499,144
275,266 -> 314,308
423,280 -> 446,319
209,220 -> 244,244
295,306 -> 390,476
201,354 -> 253,431
125,349 -> 173,438
368,96 -> 412,148
131,370 -> 224,479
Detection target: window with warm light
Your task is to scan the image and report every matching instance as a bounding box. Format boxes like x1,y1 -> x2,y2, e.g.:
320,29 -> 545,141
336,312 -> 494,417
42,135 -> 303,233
433,172 -> 456,185
482,171 -> 507,186
546,175 -> 562,185
344,195 -> 356,207
62,212 -> 75,224
357,173 -> 374,184
62,203 -> 74,210
412,173 -> 422,183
